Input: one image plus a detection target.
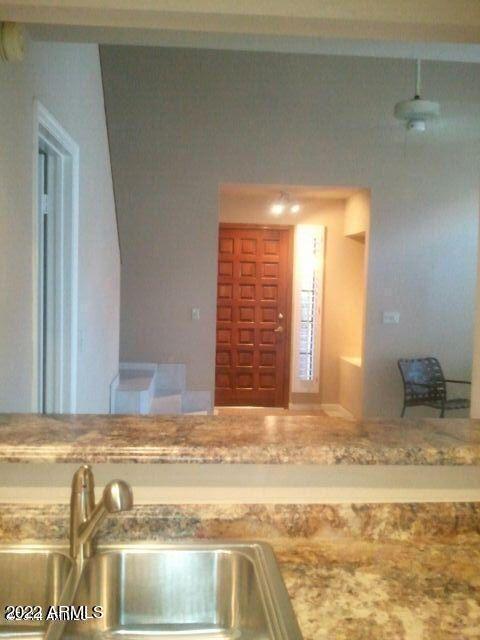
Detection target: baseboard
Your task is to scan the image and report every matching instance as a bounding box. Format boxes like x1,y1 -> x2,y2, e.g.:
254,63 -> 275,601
288,402 -> 354,419
288,402 -> 323,410
321,404 -> 354,419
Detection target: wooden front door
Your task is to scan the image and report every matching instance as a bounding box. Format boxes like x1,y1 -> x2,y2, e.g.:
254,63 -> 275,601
215,224 -> 293,407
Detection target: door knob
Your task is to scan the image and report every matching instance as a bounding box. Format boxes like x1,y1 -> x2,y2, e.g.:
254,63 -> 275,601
274,326 -> 284,333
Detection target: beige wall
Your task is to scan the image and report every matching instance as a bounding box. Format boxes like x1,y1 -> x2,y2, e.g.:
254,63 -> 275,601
345,190 -> 370,239
5,1 -> 480,44
220,192 -> 365,406
339,357 -> 363,418
0,40 -> 120,412
101,47 -> 479,416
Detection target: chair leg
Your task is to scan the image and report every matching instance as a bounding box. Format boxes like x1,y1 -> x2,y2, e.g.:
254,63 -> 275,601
440,405 -> 445,418
401,405 -> 406,418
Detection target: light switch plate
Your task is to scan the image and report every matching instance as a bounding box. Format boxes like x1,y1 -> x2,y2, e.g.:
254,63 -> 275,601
192,307 -> 200,321
383,311 -> 400,324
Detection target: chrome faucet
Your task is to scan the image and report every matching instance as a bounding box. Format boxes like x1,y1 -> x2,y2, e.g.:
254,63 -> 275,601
70,465 -> 133,561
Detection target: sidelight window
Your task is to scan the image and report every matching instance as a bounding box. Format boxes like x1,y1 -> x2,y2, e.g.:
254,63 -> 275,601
292,225 -> 325,393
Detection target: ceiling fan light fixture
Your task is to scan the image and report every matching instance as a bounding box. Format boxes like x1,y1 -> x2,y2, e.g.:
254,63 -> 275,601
394,60 -> 440,132
407,118 -> 426,132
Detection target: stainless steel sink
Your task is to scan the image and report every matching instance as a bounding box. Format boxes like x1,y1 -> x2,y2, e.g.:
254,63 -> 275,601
0,545 -> 73,638
63,542 -> 302,640
0,469 -> 301,638
0,542 -> 301,639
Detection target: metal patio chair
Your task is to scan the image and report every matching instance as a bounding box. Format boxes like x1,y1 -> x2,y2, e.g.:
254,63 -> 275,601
397,357 -> 471,418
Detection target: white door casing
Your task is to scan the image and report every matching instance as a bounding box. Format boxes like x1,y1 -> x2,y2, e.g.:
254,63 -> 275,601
33,101 -> 79,413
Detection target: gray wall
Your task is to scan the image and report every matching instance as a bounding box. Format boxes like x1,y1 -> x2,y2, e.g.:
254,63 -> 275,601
0,41 -> 120,412
101,46 -> 480,416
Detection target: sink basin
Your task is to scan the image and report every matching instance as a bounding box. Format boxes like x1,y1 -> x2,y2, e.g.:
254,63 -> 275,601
63,542 -> 302,640
0,546 -> 73,638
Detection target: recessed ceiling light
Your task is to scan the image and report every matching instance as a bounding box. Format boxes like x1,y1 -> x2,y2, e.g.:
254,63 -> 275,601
271,202 -> 286,215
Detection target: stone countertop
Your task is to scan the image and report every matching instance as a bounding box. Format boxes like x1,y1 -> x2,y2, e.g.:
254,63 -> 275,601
277,540 -> 480,640
0,502 -> 479,639
0,414 -> 480,465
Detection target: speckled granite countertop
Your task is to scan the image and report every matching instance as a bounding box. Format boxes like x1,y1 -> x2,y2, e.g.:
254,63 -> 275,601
277,540 -> 480,640
1,414 -> 480,464
1,502 -> 479,639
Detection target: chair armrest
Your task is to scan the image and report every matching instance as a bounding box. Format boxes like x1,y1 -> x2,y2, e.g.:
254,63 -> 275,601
445,379 -> 471,385
407,382 -> 432,388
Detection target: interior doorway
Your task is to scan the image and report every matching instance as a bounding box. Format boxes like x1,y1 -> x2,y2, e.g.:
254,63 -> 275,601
215,224 -> 293,407
35,102 -> 79,413
216,183 -> 369,418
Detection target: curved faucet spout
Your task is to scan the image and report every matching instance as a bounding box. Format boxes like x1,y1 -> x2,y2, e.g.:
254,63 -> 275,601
46,467 -> 134,640
70,466 -> 133,562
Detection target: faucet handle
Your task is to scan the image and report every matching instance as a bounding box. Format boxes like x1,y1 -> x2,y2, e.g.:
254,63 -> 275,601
103,480 -> 133,513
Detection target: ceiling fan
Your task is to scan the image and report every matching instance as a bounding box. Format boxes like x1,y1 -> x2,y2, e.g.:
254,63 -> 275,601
394,59 -> 440,132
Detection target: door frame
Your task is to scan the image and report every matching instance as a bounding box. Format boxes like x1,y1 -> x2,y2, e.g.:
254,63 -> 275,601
32,100 -> 80,413
217,223 -> 294,408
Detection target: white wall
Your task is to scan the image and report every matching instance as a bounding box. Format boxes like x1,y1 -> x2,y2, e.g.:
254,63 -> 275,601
101,47 -> 479,416
0,40 -> 120,412
1,463 -> 480,505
